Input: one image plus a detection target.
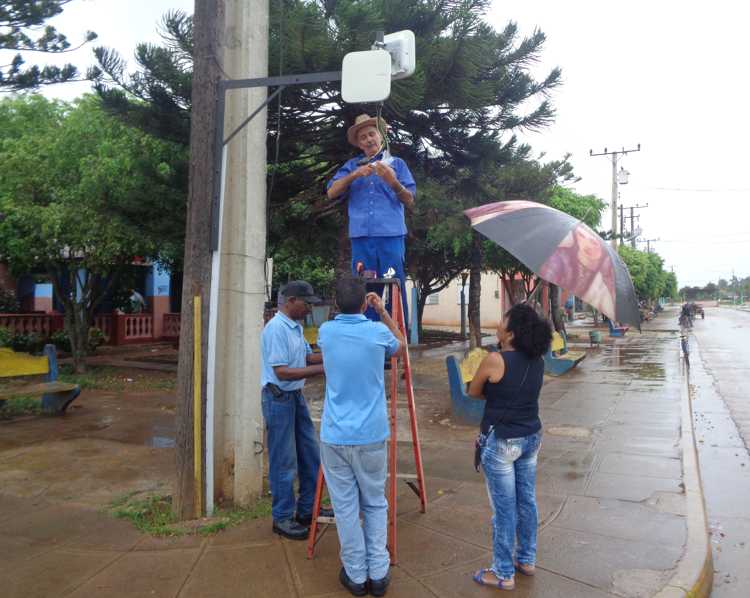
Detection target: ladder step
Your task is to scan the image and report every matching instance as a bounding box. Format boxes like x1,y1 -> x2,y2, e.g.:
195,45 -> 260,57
392,472 -> 419,479
316,516 -> 336,524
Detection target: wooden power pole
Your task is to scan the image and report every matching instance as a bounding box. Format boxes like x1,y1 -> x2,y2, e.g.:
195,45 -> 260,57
174,0 -> 225,519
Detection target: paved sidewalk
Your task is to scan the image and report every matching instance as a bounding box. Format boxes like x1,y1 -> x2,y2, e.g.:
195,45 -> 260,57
0,312 -> 709,597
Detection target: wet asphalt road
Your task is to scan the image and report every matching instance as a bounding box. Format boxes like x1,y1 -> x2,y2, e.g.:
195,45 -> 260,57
689,306 -> 750,597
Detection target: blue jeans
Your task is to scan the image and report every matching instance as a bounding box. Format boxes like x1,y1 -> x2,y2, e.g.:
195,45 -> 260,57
351,235 -> 408,327
480,429 -> 542,579
320,441 -> 389,584
261,388 -> 320,521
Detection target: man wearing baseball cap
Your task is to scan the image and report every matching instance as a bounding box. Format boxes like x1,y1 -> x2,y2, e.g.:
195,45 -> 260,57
261,280 -> 331,540
327,114 -> 416,325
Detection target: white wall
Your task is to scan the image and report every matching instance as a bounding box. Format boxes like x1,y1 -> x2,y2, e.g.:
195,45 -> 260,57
408,273 -> 509,329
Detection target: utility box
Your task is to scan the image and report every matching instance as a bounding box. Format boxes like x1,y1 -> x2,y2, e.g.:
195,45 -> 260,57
342,50 -> 392,103
382,30 -> 416,80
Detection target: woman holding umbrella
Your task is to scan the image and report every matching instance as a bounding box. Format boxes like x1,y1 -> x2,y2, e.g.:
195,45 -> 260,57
467,303 -> 552,590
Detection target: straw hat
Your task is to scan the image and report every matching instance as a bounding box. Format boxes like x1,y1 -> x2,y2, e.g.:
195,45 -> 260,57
346,113 -> 389,146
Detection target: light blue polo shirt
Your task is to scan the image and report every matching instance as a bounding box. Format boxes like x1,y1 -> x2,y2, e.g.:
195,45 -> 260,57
317,314 -> 401,445
261,311 -> 312,391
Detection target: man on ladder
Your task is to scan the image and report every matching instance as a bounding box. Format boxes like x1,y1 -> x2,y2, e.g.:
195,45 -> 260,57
317,277 -> 405,596
326,113 -> 416,326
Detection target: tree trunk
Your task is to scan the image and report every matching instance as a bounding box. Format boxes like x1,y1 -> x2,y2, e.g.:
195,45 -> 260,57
468,232 -> 482,349
174,0 -> 224,521
550,283 -> 563,332
416,283 -> 427,340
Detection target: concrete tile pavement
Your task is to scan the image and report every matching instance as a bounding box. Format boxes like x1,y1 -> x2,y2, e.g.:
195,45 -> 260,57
0,312 -> 711,597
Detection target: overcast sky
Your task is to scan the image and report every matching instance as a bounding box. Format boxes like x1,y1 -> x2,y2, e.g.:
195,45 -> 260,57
37,0 -> 750,288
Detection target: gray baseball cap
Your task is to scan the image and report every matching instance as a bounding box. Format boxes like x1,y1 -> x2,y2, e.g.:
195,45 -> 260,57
281,280 -> 322,304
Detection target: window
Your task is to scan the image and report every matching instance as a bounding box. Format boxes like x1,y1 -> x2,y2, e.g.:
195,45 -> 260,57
425,293 -> 439,305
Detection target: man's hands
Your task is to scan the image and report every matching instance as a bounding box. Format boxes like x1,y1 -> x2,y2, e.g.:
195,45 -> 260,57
366,292 -> 387,317
371,161 -> 398,186
352,162 -> 397,186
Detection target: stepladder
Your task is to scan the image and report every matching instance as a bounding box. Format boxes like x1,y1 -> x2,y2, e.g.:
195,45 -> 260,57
306,278 -> 427,565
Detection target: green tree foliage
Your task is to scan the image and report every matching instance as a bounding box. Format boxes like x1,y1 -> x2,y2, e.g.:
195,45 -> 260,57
0,0 -> 96,89
549,185 -> 606,229
90,2 -> 562,328
0,95 -> 186,370
617,246 -> 674,302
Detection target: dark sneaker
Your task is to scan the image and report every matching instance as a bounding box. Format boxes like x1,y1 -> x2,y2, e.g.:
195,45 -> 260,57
295,507 -> 334,526
272,518 -> 309,540
339,567 -> 367,597
369,571 -> 391,596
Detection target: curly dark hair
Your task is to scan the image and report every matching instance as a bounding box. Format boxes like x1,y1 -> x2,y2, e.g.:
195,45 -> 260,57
504,303 -> 553,359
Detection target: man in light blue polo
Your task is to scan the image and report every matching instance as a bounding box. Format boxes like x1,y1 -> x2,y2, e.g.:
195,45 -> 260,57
261,280 -> 329,541
317,277 -> 404,597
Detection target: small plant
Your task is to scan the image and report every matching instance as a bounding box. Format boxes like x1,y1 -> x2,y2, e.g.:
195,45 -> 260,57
0,289 -> 20,313
111,494 -> 179,536
50,329 -> 71,353
88,326 -> 105,352
0,396 -> 41,419
50,326 -> 107,355
0,326 -> 11,347
9,332 -> 44,354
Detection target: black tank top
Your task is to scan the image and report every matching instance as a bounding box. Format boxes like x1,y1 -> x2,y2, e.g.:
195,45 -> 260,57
480,351 -> 544,438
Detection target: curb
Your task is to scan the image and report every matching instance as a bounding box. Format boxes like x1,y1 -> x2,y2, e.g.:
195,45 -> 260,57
653,365 -> 713,597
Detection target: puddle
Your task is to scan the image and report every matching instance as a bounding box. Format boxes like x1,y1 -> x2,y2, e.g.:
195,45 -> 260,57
148,424 -> 176,448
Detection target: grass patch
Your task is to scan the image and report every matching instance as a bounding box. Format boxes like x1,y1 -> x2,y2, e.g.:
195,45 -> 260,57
0,395 -> 41,419
107,493 -> 273,537
110,494 -> 180,536
59,365 -> 176,393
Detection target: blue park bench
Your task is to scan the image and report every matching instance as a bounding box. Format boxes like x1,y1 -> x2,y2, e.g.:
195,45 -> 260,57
445,351 -> 486,426
543,331 -> 587,376
0,344 -> 81,414
607,319 -> 629,338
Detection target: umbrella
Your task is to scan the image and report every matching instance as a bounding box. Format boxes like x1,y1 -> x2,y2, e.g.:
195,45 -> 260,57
465,200 -> 641,329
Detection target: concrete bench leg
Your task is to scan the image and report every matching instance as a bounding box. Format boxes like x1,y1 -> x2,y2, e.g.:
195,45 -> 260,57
41,387 -> 81,414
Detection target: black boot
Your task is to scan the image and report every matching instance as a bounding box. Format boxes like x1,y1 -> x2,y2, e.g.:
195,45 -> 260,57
369,571 -> 391,597
339,568 -> 367,597
272,518 -> 309,540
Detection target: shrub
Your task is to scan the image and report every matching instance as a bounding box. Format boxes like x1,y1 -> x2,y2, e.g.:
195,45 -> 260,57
50,329 -> 71,353
50,326 -> 106,354
9,332 -> 44,354
88,327 -> 105,352
0,326 -> 11,347
0,289 -> 20,313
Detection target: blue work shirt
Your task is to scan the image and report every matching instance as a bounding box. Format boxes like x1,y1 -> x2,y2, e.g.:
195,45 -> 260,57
327,153 -> 416,239
261,311 -> 313,391
318,314 -> 401,445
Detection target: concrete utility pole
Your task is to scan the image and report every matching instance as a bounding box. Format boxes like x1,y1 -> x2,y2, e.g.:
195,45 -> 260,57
590,145 -> 641,250
618,203 -> 648,248
211,0 -> 269,507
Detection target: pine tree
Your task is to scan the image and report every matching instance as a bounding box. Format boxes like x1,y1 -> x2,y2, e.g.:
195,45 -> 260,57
0,0 -> 96,89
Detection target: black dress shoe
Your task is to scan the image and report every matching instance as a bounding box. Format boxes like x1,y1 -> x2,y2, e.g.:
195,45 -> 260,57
369,571 -> 391,597
339,567 -> 367,597
272,518 -> 309,540
296,507 -> 334,526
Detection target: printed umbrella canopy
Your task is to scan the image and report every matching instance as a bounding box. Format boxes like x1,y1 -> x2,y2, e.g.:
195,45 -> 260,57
465,200 -> 641,328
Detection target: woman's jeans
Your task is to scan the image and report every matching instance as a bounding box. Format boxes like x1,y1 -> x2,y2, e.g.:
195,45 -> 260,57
480,429 -> 542,579
261,388 -> 320,522
320,441 -> 390,584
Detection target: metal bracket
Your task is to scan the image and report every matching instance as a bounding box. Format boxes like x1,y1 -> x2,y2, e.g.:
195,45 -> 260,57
211,71 -> 342,250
